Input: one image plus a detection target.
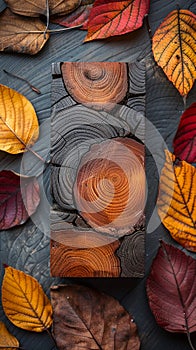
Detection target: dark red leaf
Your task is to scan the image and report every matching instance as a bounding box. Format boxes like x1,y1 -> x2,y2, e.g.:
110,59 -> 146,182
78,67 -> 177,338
51,0 -> 94,30
84,0 -> 150,42
146,241 -> 196,334
0,170 -> 40,230
173,102 -> 196,163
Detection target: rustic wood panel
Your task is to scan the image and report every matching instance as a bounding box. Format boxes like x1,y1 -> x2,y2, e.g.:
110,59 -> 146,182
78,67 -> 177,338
0,0 -> 196,348
50,61 -> 146,277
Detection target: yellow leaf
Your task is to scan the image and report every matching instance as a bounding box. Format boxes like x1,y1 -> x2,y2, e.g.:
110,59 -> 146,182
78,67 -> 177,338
0,321 -> 19,349
0,84 -> 39,154
157,150 -> 196,252
2,266 -> 53,332
152,9 -> 196,97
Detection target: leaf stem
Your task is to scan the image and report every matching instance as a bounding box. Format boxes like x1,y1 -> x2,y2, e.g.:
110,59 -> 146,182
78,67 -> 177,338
0,115 -> 45,163
3,69 -> 41,94
46,328 -> 57,348
187,332 -> 196,350
13,24 -> 83,35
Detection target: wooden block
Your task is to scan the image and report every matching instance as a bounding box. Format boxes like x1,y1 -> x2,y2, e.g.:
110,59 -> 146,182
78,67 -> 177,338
50,61 -> 146,277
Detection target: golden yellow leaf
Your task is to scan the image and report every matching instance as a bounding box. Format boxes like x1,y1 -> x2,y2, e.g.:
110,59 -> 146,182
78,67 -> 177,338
2,266 -> 53,332
0,8 -> 49,55
152,9 -> 196,97
0,321 -> 19,349
157,150 -> 196,252
0,84 -> 39,154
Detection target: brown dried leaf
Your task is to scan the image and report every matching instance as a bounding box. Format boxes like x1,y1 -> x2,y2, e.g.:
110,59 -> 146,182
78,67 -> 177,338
5,0 -> 81,17
0,8 -> 49,55
51,284 -> 140,350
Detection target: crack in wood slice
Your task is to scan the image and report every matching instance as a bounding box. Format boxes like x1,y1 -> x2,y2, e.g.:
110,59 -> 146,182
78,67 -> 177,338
73,137 -> 145,237
117,231 -> 145,277
61,62 -> 128,111
51,105 -> 131,210
51,229 -> 120,277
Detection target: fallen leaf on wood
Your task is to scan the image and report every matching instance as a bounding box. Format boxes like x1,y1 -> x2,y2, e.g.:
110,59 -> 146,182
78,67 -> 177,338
51,284 -> 140,350
157,150 -> 196,252
84,0 -> 150,42
51,0 -> 94,30
0,170 -> 40,230
5,0 -> 81,17
2,266 -> 53,332
0,321 -> 19,349
0,8 -> 49,55
147,241 -> 196,348
0,84 -> 39,153
152,9 -> 196,97
173,102 -> 196,163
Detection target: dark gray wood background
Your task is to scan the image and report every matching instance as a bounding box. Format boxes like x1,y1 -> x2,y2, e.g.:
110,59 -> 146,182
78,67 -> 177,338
0,0 -> 196,349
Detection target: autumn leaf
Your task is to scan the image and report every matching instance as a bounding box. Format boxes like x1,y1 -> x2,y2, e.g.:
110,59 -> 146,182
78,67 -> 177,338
51,0 -> 94,30
51,284 -> 140,350
152,9 -> 196,97
2,266 -> 53,332
84,0 -> 150,42
0,170 -> 40,230
157,150 -> 196,252
173,102 -> 196,163
5,0 -> 81,17
0,321 -> 19,349
146,241 -> 196,349
0,8 -> 49,55
0,84 -> 39,153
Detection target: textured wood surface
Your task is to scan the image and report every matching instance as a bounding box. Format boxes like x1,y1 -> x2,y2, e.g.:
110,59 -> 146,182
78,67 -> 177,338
0,0 -> 196,349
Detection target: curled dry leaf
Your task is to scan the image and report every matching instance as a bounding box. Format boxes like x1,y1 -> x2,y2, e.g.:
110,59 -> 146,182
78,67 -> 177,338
61,62 -> 128,110
5,0 -> 81,17
73,137 -> 145,236
51,0 -> 94,30
0,84 -> 39,153
0,321 -> 19,349
0,170 -> 40,230
0,8 -> 49,55
173,102 -> 196,163
152,9 -> 196,97
2,266 -> 53,332
51,284 -> 140,350
147,241 -> 196,336
157,150 -> 196,252
84,0 -> 150,42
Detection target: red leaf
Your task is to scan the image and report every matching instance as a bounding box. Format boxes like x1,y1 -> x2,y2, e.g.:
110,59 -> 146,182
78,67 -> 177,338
84,0 -> 150,42
146,241 -> 196,334
51,0 -> 94,30
0,170 -> 40,230
173,103 -> 196,163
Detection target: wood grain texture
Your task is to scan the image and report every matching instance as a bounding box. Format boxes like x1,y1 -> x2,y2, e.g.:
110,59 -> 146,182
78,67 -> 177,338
51,61 -> 146,277
0,0 -> 196,348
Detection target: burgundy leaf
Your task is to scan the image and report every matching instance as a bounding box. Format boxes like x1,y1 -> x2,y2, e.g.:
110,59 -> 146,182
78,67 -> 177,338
51,0 -> 94,30
173,102 -> 196,163
0,170 -> 40,230
146,241 -> 196,335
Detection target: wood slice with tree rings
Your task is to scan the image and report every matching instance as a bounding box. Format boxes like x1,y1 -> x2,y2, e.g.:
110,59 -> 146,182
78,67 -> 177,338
61,62 -> 128,111
51,229 -> 120,277
73,137 -> 145,236
51,105 -> 131,210
117,231 -> 145,277
117,105 -> 145,142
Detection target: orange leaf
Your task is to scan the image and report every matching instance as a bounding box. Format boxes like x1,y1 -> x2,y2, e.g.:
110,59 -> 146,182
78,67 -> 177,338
0,321 -> 19,349
157,150 -> 196,252
0,84 -> 39,154
152,9 -> 196,97
2,266 -> 53,332
84,0 -> 150,42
